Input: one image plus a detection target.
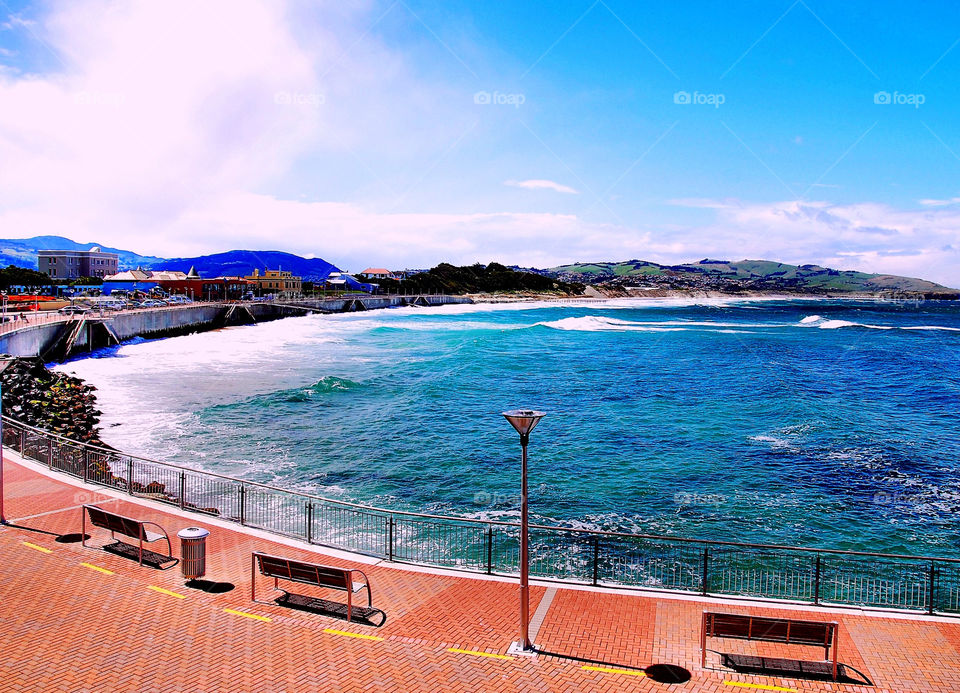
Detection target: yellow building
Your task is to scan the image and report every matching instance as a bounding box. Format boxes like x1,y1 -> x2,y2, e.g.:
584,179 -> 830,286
244,268 -> 302,294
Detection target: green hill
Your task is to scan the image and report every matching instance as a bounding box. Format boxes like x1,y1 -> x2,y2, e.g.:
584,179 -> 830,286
549,259 -> 957,296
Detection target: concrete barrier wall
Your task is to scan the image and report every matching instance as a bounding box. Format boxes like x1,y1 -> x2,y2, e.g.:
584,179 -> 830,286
0,295 -> 474,359
109,305 -> 225,341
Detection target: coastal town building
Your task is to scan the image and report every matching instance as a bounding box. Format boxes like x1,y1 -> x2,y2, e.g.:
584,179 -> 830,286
159,273 -> 251,301
324,272 -> 377,293
38,247 -> 119,279
243,268 -> 302,295
359,268 -> 399,281
102,267 -> 189,294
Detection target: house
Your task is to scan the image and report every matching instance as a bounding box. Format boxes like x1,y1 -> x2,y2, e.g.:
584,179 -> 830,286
359,268 -> 399,281
38,247 -> 119,279
243,268 -> 302,295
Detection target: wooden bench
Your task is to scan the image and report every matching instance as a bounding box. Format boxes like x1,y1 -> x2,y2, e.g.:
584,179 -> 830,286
252,551 -> 373,623
701,612 -> 839,680
82,504 -> 174,567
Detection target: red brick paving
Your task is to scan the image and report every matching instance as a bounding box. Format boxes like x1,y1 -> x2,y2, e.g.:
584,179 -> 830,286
1,454 -> 958,692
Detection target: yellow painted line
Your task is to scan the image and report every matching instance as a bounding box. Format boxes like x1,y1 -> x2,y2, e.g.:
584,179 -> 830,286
80,562 -> 114,575
21,541 -> 52,554
581,665 -> 646,677
223,608 -> 272,623
323,628 -> 383,641
147,585 -> 186,599
447,648 -> 513,660
723,683 -> 796,692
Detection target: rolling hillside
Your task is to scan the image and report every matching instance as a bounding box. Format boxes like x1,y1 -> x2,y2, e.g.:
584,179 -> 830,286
550,258 -> 958,295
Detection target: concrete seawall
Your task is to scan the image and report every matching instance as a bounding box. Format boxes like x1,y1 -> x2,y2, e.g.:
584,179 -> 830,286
0,294 -> 473,361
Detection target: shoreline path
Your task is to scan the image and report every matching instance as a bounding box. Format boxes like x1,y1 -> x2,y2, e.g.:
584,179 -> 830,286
2,451 -> 958,692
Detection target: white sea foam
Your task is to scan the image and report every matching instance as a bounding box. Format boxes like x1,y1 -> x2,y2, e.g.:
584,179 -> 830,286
536,316 -> 684,332
798,314 -> 959,331
536,315 -> 782,332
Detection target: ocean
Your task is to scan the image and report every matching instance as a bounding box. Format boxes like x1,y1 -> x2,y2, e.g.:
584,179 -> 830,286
55,298 -> 960,557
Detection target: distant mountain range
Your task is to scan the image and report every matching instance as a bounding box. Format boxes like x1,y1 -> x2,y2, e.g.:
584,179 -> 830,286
547,259 -> 958,296
0,236 -> 955,295
145,250 -> 339,281
0,235 -> 164,270
0,236 -> 340,281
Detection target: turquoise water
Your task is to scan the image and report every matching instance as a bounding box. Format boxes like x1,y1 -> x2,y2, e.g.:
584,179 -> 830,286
58,298 -> 960,556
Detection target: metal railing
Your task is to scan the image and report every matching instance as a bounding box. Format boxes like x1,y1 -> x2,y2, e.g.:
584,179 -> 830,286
6,414 -> 960,615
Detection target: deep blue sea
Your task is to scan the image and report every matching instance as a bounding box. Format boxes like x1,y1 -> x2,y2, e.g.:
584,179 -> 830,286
57,298 -> 960,557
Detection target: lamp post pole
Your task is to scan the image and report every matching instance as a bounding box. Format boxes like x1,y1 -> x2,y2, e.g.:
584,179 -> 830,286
502,409 -> 545,654
0,358 -> 15,524
519,429 -> 531,649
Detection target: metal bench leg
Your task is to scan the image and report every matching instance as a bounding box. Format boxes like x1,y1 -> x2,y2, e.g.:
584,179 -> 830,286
700,613 -> 707,669
81,509 -> 86,548
347,589 -> 352,623
832,630 -> 839,681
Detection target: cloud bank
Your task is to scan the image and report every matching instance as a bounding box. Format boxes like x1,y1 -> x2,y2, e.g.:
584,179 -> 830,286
0,1 -> 958,286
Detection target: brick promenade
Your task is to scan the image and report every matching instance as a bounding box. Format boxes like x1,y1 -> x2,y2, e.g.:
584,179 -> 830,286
1,453 -> 958,692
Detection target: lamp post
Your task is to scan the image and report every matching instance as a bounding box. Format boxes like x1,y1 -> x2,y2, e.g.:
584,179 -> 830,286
0,357 -> 16,524
502,408 -> 545,654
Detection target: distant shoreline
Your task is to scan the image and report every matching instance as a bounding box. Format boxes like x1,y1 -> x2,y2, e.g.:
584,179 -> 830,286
466,288 -> 960,303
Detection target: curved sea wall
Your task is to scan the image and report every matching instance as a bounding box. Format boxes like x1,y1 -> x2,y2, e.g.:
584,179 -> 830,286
0,295 -> 473,361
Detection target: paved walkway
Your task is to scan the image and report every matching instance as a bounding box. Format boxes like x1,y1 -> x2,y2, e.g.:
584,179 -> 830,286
1,453 -> 958,692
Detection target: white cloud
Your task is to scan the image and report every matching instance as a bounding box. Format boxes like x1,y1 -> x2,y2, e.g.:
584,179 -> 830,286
504,179 -> 579,195
668,198 -> 960,286
0,1 -> 957,287
919,197 -> 960,207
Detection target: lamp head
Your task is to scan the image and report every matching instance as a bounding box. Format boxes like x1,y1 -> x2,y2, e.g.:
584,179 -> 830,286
502,409 -> 545,438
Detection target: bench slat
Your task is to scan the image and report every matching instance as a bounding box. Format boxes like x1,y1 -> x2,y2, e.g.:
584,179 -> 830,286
706,613 -> 834,647
255,553 -> 356,592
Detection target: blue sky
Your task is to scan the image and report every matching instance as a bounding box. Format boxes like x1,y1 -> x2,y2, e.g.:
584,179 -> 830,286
1,1 -> 959,284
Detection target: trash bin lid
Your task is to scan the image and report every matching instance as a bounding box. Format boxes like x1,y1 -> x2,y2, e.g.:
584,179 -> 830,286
177,527 -> 210,540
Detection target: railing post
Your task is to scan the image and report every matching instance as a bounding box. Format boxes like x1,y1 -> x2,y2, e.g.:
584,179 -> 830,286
82,449 -> 89,484
179,471 -> 186,510
18,428 -> 23,454
814,553 -> 822,605
486,525 -> 494,575
929,561 -> 937,615
239,484 -> 246,525
126,457 -> 134,494
592,536 -> 600,586
47,438 -> 53,469
702,545 -> 710,596
305,502 -> 313,544
388,516 -> 394,561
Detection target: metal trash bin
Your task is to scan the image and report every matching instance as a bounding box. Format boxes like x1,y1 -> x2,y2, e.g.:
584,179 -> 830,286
177,527 -> 210,580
